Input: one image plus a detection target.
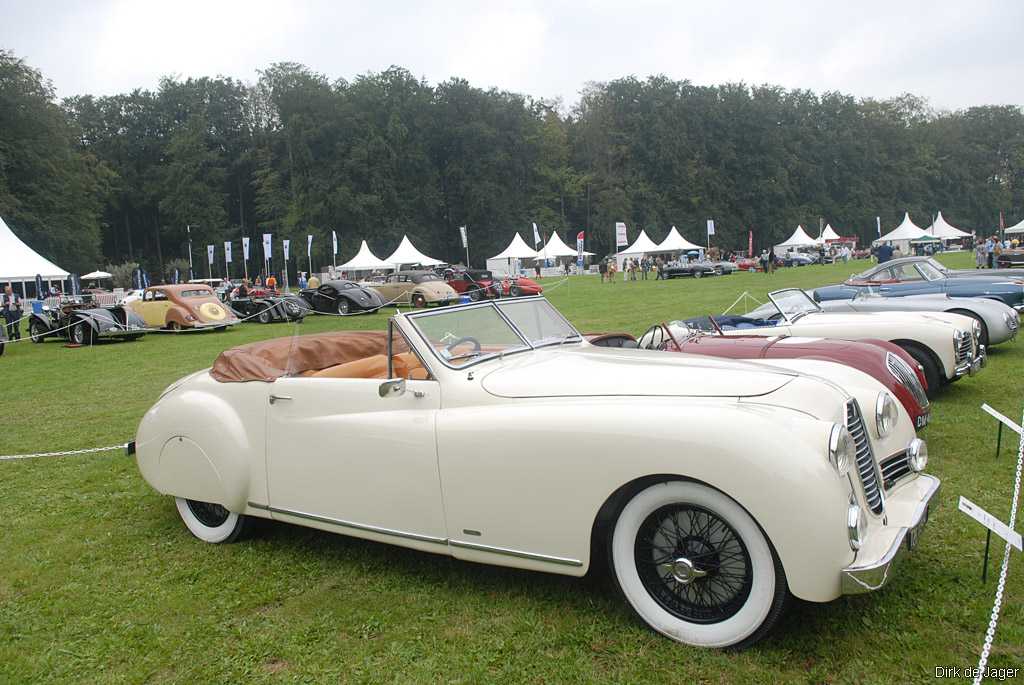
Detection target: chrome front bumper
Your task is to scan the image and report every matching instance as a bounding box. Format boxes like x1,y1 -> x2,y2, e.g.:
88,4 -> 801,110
841,475 -> 941,594
955,344 -> 987,377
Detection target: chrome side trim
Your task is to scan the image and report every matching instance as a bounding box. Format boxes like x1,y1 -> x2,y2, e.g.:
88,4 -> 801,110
259,505 -> 448,546
841,475 -> 940,594
448,539 -> 583,567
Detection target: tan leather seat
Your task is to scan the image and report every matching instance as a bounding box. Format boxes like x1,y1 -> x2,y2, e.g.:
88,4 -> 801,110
308,352 -> 428,380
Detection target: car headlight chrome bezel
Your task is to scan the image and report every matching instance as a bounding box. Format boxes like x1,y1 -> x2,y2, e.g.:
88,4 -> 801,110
907,438 -> 928,472
972,319 -> 982,342
875,391 -> 899,438
829,424 -> 855,476
847,500 -> 868,551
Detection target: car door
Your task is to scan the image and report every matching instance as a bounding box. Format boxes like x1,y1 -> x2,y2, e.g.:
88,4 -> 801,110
133,289 -> 172,327
265,374 -> 447,547
373,275 -> 403,304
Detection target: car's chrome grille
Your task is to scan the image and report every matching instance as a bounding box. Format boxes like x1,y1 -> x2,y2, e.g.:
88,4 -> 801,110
847,400 -> 884,514
879,451 -> 912,491
1009,316 -> 1019,333
886,352 -> 929,409
955,332 -> 973,367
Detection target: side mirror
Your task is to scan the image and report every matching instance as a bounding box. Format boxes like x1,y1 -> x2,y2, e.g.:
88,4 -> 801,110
378,378 -> 406,398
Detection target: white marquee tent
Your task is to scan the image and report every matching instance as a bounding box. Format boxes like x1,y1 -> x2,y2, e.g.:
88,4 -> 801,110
386,235 -> 443,267
876,213 -> 930,243
534,231 -> 594,260
1005,217 -> 1024,235
339,240 -> 394,270
776,225 -> 818,247
490,233 -> 538,260
928,211 -> 971,240
0,216 -> 69,284
655,226 -> 703,252
618,229 -> 662,256
820,224 -> 842,242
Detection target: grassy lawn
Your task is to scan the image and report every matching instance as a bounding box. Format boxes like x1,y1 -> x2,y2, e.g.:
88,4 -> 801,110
1,252 -> 1022,683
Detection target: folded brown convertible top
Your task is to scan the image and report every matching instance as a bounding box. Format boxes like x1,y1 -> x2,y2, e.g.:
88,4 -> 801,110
210,330 -> 389,382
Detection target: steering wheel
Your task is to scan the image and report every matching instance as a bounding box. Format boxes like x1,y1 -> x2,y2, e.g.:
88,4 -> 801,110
445,336 -> 481,355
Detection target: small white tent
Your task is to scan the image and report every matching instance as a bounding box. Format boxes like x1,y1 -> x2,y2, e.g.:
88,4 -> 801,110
1005,217 -> 1024,235
385,235 -> 443,267
928,211 -> 971,240
875,213 -> 931,254
655,226 -> 703,252
339,240 -> 394,271
0,216 -> 70,284
618,230 -> 662,255
820,224 -> 842,242
490,233 -> 538,260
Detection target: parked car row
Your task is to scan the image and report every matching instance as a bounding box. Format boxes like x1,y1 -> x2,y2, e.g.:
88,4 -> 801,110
133,280 -> 991,650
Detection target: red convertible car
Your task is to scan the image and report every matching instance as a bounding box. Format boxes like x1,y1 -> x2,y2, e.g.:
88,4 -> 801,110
587,325 -> 931,429
498,274 -> 543,297
444,269 -> 502,300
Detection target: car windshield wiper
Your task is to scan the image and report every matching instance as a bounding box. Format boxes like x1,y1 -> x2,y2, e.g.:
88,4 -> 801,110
447,350 -> 486,362
535,332 -> 581,347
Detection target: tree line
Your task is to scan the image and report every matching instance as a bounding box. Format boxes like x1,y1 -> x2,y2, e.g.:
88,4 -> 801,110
1,48 -> 1022,278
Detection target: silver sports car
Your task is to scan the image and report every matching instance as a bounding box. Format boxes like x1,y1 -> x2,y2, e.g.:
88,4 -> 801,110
812,289 -> 1019,347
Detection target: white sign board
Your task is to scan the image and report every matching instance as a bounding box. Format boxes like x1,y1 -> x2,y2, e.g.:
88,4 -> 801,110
460,225 -> 468,249
615,222 -> 628,247
959,496 -> 1022,551
706,219 -> 716,236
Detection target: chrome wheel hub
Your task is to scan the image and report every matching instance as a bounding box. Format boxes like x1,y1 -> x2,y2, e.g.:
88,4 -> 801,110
664,557 -> 708,585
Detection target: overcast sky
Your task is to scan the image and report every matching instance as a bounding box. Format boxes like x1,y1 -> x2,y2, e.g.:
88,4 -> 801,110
2,0 -> 1021,111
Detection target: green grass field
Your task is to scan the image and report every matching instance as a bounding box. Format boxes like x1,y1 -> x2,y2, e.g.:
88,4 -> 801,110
1,253 -> 1022,683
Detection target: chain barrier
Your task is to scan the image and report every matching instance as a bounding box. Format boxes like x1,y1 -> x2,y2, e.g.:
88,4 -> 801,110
973,407 -> 1023,684
0,443 -> 128,462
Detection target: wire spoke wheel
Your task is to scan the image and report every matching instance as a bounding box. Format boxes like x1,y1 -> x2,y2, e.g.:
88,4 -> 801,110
634,503 -> 752,624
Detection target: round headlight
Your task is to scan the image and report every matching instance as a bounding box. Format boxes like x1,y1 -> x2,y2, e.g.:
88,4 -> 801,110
875,392 -> 899,438
907,438 -> 928,472
829,424 -> 855,476
847,500 -> 868,551
972,319 -> 982,341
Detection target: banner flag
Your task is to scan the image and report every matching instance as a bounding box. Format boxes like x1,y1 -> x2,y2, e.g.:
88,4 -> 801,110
242,236 -> 250,260
224,241 -> 232,263
615,222 -> 628,247
307,234 -> 313,257
532,222 -> 541,246
748,230 -> 753,257
172,268 -> 180,284
706,219 -> 716,236
876,216 -> 881,237
69,273 -> 81,297
262,233 -> 272,261
131,269 -> 142,290
460,226 -> 468,249
207,244 -> 215,265
283,239 -> 291,261
332,230 -> 338,256
576,231 -> 585,268
142,270 -> 150,288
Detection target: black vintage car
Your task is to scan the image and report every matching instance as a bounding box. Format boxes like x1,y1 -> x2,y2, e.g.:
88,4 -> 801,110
29,300 -> 147,345
228,292 -> 311,323
298,280 -> 385,315
662,261 -> 717,279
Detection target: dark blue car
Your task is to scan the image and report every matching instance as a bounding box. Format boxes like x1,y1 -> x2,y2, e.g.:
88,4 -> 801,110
814,257 -> 1024,311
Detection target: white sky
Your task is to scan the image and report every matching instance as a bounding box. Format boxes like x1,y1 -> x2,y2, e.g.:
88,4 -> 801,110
2,0 -> 1021,111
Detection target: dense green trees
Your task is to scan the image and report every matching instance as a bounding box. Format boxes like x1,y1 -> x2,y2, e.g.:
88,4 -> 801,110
2,49 -> 1022,277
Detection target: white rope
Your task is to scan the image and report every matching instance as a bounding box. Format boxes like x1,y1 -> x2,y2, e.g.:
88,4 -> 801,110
0,443 -> 128,461
972,407 -> 1024,684
721,290 -> 763,315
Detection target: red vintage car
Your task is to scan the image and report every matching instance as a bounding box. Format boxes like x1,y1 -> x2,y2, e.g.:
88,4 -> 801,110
733,256 -> 760,272
498,274 -> 543,297
586,325 -> 931,429
443,269 -> 502,300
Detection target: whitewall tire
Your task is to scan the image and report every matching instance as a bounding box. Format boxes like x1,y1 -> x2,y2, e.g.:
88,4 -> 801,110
609,480 -> 787,649
174,497 -> 249,544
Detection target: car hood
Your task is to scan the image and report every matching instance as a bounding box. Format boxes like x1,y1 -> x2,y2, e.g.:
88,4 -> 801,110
481,345 -> 796,398
800,310 -> 967,329
419,282 -> 457,297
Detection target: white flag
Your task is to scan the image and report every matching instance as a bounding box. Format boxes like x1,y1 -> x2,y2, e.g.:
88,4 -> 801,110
307,234 -> 313,258
532,222 -> 541,246
283,239 -> 290,261
224,241 -> 232,262
706,219 -> 716,236
876,216 -> 881,237
332,230 -> 338,256
615,222 -> 628,247
206,244 -> 215,265
242,236 -> 250,260
460,226 -> 468,249
262,233 -> 272,261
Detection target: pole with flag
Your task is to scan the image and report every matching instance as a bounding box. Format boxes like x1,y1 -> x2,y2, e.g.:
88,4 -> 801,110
460,226 -> 469,267
242,236 -> 250,282
332,231 -> 338,270
532,222 -> 541,248
706,219 -> 715,251
999,211 -> 1006,240
224,241 -> 232,280
307,234 -> 313,277
748,230 -> 753,258
876,216 -> 881,238
206,244 -> 215,279
186,224 -> 194,280
576,231 -> 585,271
283,239 -> 291,291
262,233 -> 272,281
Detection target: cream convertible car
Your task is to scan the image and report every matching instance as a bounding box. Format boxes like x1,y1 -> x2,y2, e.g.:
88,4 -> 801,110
131,297 -> 939,649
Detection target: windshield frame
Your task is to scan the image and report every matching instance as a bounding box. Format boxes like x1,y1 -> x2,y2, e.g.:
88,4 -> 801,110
766,288 -> 822,323
402,296 -> 581,370
915,261 -> 944,281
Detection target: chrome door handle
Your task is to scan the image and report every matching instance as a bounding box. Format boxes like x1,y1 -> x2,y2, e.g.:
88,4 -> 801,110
269,394 -> 293,405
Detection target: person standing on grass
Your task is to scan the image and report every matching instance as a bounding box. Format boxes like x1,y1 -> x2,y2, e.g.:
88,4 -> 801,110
598,259 -> 607,283
266,273 -> 278,290
2,284 -> 22,340
975,241 -> 987,269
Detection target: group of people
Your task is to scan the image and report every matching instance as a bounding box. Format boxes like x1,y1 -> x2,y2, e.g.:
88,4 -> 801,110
597,256 -> 666,282
974,236 -> 1019,269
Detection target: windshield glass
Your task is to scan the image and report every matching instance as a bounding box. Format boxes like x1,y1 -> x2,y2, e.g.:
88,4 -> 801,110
499,299 -> 580,347
180,289 -> 213,298
925,257 -> 948,273
767,289 -> 820,321
407,299 -> 580,367
851,264 -> 879,280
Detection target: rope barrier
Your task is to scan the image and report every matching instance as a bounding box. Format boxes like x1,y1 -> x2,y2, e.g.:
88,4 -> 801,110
0,443 -> 128,462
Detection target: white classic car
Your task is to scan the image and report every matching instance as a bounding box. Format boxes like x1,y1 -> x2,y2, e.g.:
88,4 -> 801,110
811,289 -> 1019,348
131,297 -> 939,649
682,288 -> 986,397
